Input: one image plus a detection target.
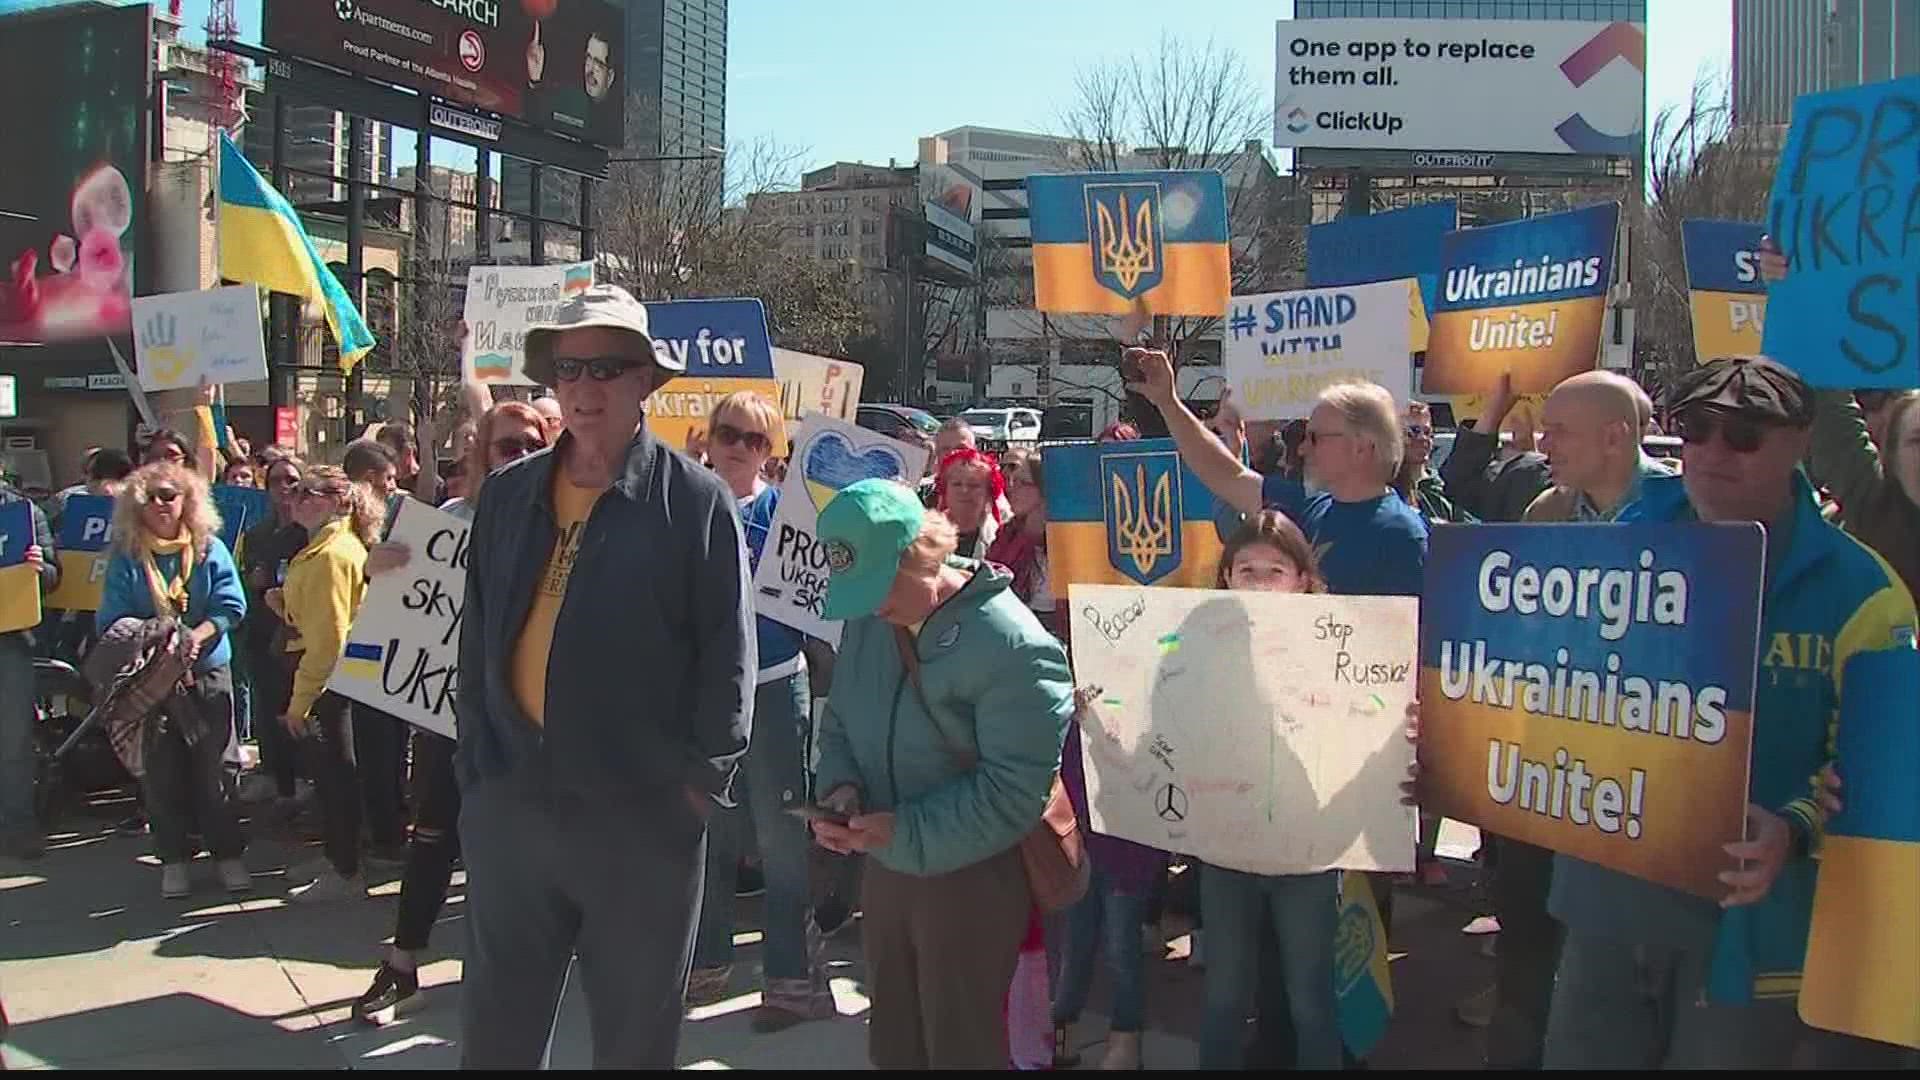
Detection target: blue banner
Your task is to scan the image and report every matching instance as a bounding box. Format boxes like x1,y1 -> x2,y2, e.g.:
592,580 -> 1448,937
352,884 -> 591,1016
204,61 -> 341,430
211,484 -> 269,557
1762,75 -> 1920,387
642,298 -> 774,379
45,494 -> 113,612
55,494 -> 114,552
1680,220 -> 1766,295
1308,201 -> 1457,320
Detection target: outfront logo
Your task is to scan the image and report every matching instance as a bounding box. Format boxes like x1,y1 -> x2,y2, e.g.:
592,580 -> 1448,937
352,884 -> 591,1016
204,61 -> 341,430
1554,22 -> 1645,155
1085,182 -> 1163,301
1101,450 -> 1181,585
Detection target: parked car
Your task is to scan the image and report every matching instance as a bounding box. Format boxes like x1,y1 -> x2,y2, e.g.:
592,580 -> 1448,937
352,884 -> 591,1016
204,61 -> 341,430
960,407 -> 1042,452
855,404 -> 941,443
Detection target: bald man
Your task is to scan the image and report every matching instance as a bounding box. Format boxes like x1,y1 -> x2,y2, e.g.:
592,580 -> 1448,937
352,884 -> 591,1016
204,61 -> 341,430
531,395 -> 565,441
1527,371 -> 1672,523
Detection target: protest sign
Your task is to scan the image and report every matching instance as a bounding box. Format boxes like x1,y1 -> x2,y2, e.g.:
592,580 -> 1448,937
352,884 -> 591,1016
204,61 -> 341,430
1070,584 -> 1417,874
773,347 -> 863,434
131,284 -> 267,391
1762,75 -> 1920,388
1801,647 -> 1920,1049
326,500 -> 465,739
752,416 -> 928,645
211,484 -> 269,561
44,494 -> 114,611
1026,170 -> 1230,317
1424,202 -> 1619,394
1308,200 -> 1457,348
1044,439 -> 1224,592
0,502 -> 42,633
462,261 -> 595,384
1681,219 -> 1767,361
644,297 -> 788,458
1419,523 -> 1762,899
1224,280 -> 1412,420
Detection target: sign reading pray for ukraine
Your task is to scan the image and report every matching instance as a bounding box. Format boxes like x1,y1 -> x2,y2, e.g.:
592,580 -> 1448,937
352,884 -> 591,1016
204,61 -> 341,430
1761,75 -> 1920,388
1043,439 -> 1223,592
751,415 -> 929,646
44,494 -> 114,612
1026,170 -> 1230,316
643,297 -> 789,458
1224,280 -> 1412,420
0,502 -> 41,634
1423,202 -> 1619,394
327,499 -> 467,740
1680,219 -> 1767,361
1418,523 -> 1762,899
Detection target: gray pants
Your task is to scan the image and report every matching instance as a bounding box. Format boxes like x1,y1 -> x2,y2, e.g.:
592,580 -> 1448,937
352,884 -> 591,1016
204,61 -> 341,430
459,776 -> 708,1069
1543,932 -> 1806,1068
0,636 -> 33,836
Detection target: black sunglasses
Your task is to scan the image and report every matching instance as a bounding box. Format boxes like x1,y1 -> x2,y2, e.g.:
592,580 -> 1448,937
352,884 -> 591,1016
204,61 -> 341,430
710,422 -> 772,454
1675,409 -> 1768,454
552,355 -> 644,382
148,488 -> 182,505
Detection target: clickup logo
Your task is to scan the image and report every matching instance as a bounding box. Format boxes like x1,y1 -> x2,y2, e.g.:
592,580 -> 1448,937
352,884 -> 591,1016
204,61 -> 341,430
1284,107 -> 1311,135
1554,22 -> 1645,155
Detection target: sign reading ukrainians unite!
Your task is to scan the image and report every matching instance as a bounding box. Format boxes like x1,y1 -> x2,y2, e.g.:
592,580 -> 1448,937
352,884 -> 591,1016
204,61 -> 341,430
1419,523 -> 1763,899
327,500 -> 468,739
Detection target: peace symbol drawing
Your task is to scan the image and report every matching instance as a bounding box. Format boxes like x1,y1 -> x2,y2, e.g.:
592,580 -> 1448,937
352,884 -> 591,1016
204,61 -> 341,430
1155,781 -> 1188,823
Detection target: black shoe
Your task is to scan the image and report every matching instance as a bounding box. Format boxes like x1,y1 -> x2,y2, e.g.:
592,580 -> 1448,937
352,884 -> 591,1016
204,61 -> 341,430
735,863 -> 766,899
812,894 -> 852,938
114,813 -> 147,837
353,961 -> 419,1025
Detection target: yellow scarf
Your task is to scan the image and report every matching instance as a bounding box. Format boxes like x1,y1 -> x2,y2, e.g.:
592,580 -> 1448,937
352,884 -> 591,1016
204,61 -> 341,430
141,533 -> 196,618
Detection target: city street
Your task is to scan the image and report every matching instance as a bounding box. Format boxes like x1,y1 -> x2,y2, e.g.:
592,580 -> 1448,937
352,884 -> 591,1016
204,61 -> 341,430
2,800 -> 1490,1069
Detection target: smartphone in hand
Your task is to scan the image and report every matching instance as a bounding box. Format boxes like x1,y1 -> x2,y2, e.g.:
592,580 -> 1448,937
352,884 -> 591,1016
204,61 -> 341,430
786,803 -> 851,827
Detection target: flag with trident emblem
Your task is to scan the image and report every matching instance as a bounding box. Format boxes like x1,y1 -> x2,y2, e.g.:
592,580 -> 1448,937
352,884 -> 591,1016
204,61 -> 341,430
1027,170 -> 1230,317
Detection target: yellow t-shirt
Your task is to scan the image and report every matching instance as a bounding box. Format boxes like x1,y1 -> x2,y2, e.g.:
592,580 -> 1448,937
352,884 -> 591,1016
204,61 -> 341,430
510,470 -> 603,727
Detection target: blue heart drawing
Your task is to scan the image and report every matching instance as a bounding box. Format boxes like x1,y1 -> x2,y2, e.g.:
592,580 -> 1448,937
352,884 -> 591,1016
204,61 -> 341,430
803,430 -> 906,512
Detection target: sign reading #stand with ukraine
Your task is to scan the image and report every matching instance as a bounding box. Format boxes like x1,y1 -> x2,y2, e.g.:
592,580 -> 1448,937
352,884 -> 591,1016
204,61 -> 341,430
1027,170 -> 1230,317
44,494 -> 114,612
1681,220 -> 1768,362
1423,202 -> 1619,394
1419,522 -> 1762,899
643,297 -> 788,458
0,502 -> 42,634
1043,439 -> 1223,592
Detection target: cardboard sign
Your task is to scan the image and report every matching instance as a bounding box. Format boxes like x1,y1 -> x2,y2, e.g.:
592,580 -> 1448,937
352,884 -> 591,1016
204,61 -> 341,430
1042,439 -> 1225,592
462,261 -> 595,384
1419,523 -> 1763,899
131,284 -> 268,391
751,416 -> 928,644
1681,219 -> 1767,361
774,348 -> 863,434
1026,170 -> 1231,316
1224,280 -> 1413,420
644,297 -> 788,458
211,484 -> 269,561
326,500 -> 465,739
0,501 -> 42,633
44,494 -> 114,612
1070,584 -> 1418,875
1424,203 -> 1619,394
1762,75 -> 1920,388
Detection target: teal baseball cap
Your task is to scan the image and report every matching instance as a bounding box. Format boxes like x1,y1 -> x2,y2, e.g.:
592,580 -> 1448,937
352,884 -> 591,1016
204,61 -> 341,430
818,478 -> 925,621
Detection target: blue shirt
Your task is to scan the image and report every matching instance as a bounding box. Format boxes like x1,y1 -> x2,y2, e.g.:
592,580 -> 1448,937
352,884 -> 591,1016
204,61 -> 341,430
98,536 -> 248,673
1254,475 -> 1429,597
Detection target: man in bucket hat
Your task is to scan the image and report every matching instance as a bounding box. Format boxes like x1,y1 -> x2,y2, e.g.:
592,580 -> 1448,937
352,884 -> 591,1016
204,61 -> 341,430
456,284 -> 757,1067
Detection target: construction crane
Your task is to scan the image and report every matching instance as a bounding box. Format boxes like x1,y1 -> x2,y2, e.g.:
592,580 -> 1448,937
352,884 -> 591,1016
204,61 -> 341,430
203,0 -> 243,145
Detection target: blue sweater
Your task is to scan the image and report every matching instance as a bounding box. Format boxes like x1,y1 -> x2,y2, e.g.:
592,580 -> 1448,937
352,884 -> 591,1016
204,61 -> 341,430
98,536 -> 248,673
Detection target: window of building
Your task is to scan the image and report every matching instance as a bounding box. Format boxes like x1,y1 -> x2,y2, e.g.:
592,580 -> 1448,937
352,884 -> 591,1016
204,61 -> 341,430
860,243 -> 881,260
861,218 -> 877,235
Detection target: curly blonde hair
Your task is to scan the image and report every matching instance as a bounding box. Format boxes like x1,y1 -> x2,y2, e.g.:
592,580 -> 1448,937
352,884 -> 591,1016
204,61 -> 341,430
300,465 -> 387,547
114,462 -> 223,556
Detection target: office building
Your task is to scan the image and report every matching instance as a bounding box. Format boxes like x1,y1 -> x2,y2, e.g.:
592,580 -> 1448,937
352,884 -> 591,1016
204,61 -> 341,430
395,165 -> 501,258
747,163 -> 915,314
241,91 -> 394,205
1733,0 -> 1920,126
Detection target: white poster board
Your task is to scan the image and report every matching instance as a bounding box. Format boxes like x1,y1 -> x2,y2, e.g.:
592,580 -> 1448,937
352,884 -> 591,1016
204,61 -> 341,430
131,284 -> 267,391
327,500 -> 466,739
462,261 -> 594,384
1069,583 -> 1418,874
1224,280 -> 1412,420
753,415 -> 929,645
773,348 -> 864,429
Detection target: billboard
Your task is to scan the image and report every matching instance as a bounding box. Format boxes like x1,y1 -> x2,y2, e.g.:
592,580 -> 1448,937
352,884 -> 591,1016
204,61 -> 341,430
0,3 -> 147,346
1273,19 -> 1645,156
921,164 -> 979,276
263,0 -> 628,149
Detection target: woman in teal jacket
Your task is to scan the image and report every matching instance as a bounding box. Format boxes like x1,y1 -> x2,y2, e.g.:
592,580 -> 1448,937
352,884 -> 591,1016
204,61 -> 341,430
98,462 -> 249,900
808,479 -> 1074,1070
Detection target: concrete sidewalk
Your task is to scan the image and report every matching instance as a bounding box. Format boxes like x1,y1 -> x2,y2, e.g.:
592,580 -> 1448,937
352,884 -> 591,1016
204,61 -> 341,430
2,804 -> 1487,1069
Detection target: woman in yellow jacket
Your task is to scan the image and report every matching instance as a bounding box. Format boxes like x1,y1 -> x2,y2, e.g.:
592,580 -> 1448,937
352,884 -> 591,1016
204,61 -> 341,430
268,465 -> 384,903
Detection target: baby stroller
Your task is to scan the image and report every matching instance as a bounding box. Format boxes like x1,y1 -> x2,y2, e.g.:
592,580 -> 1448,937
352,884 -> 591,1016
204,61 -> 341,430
31,656 -> 133,830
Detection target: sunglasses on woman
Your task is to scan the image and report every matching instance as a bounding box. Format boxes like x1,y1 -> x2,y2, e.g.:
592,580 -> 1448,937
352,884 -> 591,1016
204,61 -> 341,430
709,422 -> 772,454
492,434 -> 546,459
149,488 -> 182,505
552,355 -> 643,382
1674,409 -> 1767,454
1404,424 -> 1433,438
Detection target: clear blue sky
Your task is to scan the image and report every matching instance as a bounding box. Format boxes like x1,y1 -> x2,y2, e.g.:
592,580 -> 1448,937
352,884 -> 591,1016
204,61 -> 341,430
179,0 -> 1730,178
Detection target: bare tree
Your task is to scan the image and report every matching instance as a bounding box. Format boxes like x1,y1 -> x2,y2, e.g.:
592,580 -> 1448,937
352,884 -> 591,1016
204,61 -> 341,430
1636,73 -> 1777,387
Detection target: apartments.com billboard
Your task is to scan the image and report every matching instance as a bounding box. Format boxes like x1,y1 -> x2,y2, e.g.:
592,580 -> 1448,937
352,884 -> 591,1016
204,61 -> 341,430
1273,19 -> 1645,156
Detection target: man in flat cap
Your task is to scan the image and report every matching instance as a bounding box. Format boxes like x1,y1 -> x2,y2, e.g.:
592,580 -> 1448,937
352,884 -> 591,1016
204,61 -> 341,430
455,284 -> 756,1067
1539,355 -> 1918,1068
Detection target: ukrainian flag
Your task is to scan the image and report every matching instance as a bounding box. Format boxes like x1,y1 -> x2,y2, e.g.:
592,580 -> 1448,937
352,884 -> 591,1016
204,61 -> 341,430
1042,439 -> 1224,593
1335,870 -> 1395,1059
0,502 -> 42,634
339,641 -> 385,682
217,132 -> 375,372
1027,170 -> 1230,317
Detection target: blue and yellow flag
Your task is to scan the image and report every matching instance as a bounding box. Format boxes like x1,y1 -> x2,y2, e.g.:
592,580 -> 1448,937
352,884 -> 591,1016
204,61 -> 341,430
1680,219 -> 1767,362
0,502 -> 43,634
217,132 -> 375,372
1042,439 -> 1224,591
211,483 -> 270,559
1335,870 -> 1395,1059
1801,647 -> 1920,1050
44,494 -> 114,613
1027,170 -> 1230,317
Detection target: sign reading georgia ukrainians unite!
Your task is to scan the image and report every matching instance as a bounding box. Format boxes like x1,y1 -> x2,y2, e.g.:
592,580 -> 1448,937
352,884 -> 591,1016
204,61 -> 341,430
1418,523 -> 1763,899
